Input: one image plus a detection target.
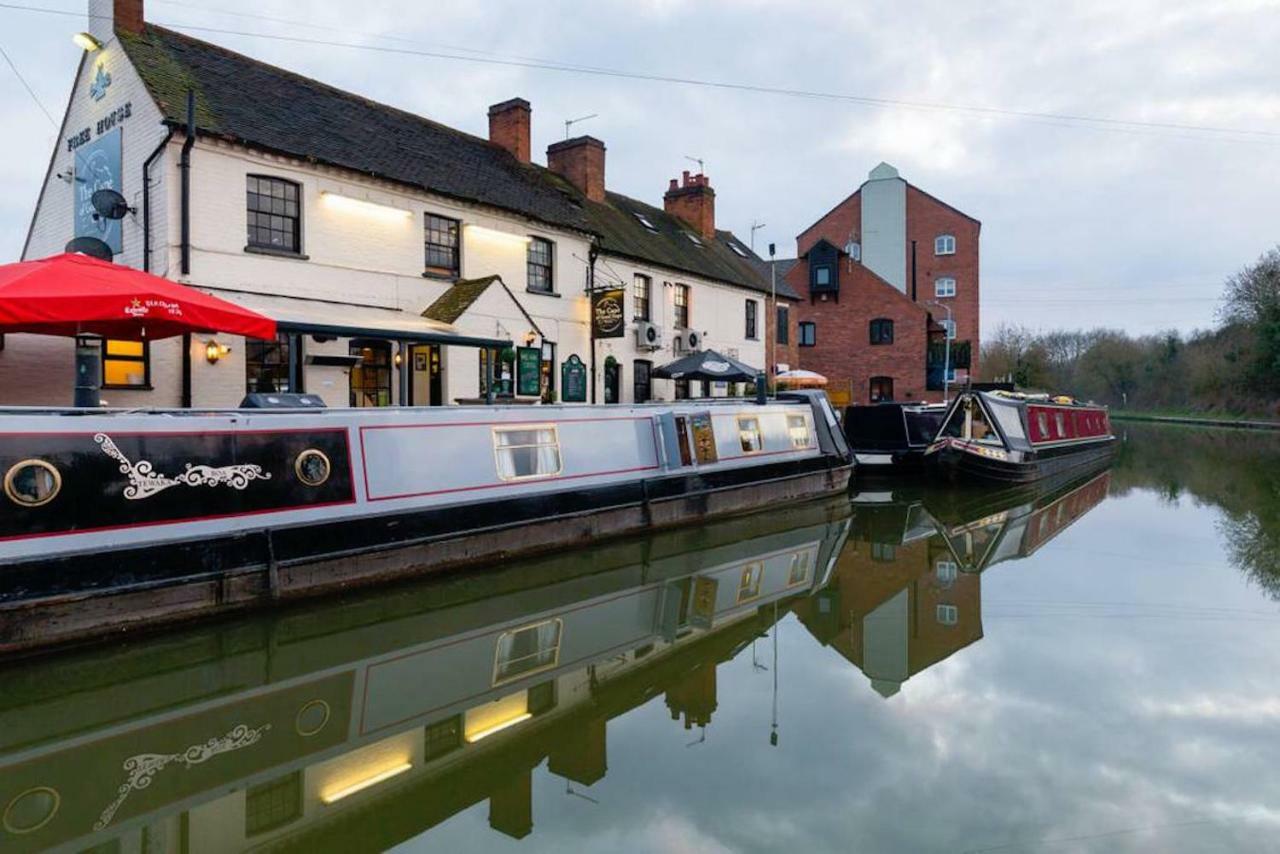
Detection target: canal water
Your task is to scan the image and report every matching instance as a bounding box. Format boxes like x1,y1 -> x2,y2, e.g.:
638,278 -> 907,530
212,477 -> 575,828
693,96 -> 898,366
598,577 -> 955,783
3,423 -> 1280,853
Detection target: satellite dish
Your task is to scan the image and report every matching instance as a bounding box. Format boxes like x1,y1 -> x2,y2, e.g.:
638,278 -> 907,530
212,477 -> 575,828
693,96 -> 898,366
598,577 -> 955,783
65,236 -> 114,261
91,188 -> 133,220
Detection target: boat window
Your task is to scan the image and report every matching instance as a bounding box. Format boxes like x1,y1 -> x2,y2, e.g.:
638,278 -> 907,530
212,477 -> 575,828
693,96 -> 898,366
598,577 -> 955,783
4,459 -> 61,507
787,414 -> 811,449
1055,412 -> 1067,437
690,414 -> 719,463
787,552 -> 811,587
493,618 -> 562,685
737,562 -> 764,602
1036,411 -> 1050,438
493,426 -> 562,480
988,403 -> 1026,442
738,417 -> 764,453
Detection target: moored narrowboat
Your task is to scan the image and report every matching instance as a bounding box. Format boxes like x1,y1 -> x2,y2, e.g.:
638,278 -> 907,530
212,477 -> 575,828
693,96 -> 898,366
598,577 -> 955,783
924,391 -> 1115,483
843,402 -> 948,470
0,391 -> 851,651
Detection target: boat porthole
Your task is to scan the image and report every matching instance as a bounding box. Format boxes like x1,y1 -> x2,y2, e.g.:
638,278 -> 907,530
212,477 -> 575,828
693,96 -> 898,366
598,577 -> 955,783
294,449 -> 331,487
3,460 -> 61,508
295,699 -> 331,737
3,786 -> 60,835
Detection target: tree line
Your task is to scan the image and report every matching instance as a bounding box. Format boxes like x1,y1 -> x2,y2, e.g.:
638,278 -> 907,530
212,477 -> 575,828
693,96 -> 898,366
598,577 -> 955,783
980,246 -> 1280,416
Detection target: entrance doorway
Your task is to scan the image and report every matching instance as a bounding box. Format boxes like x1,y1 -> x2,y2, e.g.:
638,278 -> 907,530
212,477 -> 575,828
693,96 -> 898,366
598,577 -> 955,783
410,344 -> 443,406
604,360 -> 621,404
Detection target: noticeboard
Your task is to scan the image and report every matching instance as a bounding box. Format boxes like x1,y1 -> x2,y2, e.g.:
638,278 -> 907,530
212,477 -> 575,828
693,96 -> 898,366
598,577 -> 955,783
561,354 -> 587,402
516,347 -> 541,397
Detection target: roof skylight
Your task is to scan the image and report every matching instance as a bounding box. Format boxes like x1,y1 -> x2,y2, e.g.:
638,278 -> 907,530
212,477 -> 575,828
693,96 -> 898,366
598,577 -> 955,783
729,243 -> 749,257
634,212 -> 658,232
685,233 -> 703,247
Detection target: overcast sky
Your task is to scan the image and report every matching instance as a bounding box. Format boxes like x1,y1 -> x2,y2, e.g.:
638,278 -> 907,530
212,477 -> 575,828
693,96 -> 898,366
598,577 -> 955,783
2,0 -> 1279,337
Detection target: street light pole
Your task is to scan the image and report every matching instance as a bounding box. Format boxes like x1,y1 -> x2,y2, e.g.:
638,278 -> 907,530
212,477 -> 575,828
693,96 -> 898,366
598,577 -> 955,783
768,242 -> 776,398
927,301 -> 953,403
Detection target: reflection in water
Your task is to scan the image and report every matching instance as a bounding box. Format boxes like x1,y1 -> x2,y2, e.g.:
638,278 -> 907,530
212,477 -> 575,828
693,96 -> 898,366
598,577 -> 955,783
11,439 -> 1272,851
0,502 -> 851,853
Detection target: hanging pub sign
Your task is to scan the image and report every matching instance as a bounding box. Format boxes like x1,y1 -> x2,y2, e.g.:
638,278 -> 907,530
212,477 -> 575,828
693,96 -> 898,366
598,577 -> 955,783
516,346 -> 542,397
591,288 -> 626,338
561,354 -> 587,402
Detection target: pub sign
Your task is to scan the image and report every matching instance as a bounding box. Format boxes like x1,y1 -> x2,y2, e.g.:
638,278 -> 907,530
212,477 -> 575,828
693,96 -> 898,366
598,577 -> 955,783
591,288 -> 626,339
74,127 -> 123,255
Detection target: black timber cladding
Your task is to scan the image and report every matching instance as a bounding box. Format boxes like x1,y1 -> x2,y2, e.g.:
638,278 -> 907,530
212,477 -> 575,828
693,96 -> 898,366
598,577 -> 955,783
119,25 -> 781,296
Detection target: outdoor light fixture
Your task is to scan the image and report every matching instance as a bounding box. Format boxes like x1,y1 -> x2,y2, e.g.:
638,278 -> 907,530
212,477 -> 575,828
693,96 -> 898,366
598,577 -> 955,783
464,224 -> 532,246
319,190 -> 412,220
319,761 -> 413,804
464,712 -> 532,743
72,32 -> 102,52
524,331 -> 537,346
394,351 -> 403,367
205,340 -> 230,364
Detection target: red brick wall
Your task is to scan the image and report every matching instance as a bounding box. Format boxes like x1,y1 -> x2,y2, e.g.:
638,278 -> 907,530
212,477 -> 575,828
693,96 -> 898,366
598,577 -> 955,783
788,260 -> 932,406
767,296 -> 800,375
791,179 -> 981,389
905,186 -> 981,378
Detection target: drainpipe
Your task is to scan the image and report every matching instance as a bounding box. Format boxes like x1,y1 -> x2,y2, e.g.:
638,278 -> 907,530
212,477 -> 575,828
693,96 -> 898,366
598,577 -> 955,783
181,332 -> 192,408
910,240 -> 917,303
588,242 -> 599,404
141,129 -> 173,273
179,90 -> 195,276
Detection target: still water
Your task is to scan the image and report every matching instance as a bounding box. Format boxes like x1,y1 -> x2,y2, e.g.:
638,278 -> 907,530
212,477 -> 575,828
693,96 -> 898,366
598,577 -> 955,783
3,423 -> 1280,854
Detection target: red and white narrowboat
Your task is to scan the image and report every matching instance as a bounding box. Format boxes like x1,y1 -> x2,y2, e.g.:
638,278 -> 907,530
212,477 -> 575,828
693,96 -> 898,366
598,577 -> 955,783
924,391 -> 1115,483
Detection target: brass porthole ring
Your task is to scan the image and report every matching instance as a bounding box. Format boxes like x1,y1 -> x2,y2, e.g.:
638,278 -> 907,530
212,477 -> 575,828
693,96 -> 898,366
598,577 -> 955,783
3,459 -> 61,508
3,786 -> 61,835
294,449 -> 332,487
295,699 -> 331,737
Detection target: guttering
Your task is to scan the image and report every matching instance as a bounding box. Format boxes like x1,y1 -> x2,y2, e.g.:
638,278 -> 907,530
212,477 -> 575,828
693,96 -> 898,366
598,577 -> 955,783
141,129 -> 174,273
180,90 -> 195,276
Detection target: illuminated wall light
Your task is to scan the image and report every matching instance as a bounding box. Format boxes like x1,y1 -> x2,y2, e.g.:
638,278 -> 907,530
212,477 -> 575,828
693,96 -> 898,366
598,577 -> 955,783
319,761 -> 413,804
320,191 -> 412,220
464,224 -> 532,246
464,712 -> 532,743
204,339 -> 231,364
72,32 -> 102,52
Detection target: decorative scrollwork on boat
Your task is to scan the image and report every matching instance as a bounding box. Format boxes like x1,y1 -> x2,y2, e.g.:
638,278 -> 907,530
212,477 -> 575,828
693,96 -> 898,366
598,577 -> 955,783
95,433 -> 272,500
94,722 -> 271,830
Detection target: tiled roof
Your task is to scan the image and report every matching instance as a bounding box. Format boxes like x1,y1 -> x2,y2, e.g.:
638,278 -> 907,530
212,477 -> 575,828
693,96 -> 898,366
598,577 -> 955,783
421,276 -> 501,324
119,25 -> 777,295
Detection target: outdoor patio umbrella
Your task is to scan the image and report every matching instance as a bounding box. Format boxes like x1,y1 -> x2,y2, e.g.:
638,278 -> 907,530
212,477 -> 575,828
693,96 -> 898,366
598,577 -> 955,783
776,369 -> 828,389
652,348 -> 760,382
0,253 -> 277,405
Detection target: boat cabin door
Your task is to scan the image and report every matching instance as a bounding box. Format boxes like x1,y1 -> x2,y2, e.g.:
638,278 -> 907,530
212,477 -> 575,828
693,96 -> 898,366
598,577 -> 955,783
410,344 -> 443,406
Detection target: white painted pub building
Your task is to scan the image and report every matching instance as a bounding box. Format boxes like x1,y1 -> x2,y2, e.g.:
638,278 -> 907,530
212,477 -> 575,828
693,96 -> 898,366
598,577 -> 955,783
12,0 -> 792,409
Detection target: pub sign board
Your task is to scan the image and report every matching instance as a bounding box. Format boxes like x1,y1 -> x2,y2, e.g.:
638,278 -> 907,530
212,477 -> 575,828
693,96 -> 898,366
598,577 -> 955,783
592,288 -> 626,339
561,354 -> 587,402
516,346 -> 542,397
75,127 -> 123,255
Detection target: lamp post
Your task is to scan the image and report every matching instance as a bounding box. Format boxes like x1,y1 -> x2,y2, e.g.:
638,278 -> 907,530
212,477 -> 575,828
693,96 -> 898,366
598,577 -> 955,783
927,301 -> 953,403
768,242 -> 776,398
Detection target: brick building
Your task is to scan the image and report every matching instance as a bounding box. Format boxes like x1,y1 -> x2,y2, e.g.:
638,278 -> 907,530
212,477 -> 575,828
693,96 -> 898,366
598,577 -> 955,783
783,163 -> 980,406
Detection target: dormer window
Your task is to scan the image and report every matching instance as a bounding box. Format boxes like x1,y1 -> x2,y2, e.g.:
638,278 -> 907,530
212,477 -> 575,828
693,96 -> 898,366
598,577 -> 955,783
685,233 -> 703,247
634,212 -> 657,232
935,234 -> 956,255
814,266 -> 832,287
806,239 -> 840,294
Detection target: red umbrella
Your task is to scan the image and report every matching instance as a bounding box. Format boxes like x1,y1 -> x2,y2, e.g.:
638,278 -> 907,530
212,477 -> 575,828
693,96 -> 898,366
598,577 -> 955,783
0,253 -> 276,341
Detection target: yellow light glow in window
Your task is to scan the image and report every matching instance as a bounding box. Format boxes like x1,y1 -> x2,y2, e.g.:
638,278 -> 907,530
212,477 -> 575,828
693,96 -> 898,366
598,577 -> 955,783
319,761 -> 413,804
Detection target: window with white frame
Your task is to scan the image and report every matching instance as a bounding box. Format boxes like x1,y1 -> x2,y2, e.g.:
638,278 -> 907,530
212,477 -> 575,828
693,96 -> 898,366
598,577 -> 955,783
787,414 -> 811,449
934,234 -> 956,255
493,426 -> 562,480
937,604 -> 959,626
935,559 -> 958,586
942,319 -> 957,339
935,277 -> 956,298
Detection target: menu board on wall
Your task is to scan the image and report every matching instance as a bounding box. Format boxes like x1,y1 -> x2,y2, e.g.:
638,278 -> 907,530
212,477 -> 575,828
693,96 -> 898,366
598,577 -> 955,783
561,354 -> 587,402
516,347 -> 541,397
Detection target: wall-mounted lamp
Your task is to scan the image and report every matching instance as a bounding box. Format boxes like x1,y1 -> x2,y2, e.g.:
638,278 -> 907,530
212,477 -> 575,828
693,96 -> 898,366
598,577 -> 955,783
394,351 -> 404,367
319,190 -> 412,220
205,340 -> 231,364
73,32 -> 103,52
523,331 -> 537,347
464,224 -> 532,246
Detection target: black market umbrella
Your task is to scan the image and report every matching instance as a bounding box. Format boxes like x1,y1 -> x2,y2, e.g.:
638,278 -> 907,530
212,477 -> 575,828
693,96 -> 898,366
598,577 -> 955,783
652,348 -> 760,383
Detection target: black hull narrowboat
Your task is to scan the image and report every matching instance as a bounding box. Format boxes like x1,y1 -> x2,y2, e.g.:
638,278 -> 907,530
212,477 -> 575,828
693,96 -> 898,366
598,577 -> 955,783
924,391 -> 1115,484
843,402 -> 948,471
0,391 -> 851,653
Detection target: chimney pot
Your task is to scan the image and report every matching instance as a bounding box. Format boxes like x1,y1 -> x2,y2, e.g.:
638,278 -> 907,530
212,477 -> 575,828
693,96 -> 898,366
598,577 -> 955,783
547,136 -> 607,203
488,98 -> 532,164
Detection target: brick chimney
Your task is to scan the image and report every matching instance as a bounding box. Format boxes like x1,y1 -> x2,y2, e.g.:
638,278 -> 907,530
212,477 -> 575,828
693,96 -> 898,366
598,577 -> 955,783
89,0 -> 144,42
546,136 -> 606,203
488,98 -> 531,164
664,171 -> 716,240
